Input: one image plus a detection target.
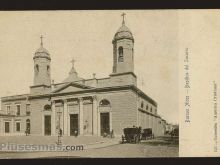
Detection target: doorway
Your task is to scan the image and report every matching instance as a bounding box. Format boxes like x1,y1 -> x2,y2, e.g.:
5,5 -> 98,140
44,115 -> 51,136
100,113 -> 110,136
5,122 -> 10,133
26,119 -> 30,134
70,114 -> 79,136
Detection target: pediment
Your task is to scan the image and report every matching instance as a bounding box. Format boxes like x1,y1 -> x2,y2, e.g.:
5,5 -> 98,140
52,82 -> 93,93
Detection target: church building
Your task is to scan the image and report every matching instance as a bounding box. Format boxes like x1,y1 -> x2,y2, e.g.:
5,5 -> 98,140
0,15 -> 166,137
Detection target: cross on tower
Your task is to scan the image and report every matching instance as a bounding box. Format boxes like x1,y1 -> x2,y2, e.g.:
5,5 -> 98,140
40,35 -> 43,46
121,12 -> 126,25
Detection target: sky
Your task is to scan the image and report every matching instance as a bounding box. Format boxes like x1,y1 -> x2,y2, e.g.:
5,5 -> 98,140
0,10 -> 179,124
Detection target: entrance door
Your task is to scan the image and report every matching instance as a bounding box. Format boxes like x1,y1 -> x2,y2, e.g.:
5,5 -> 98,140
5,122 -> 10,133
26,120 -> 30,132
70,114 -> 79,136
44,116 -> 51,136
100,113 -> 110,136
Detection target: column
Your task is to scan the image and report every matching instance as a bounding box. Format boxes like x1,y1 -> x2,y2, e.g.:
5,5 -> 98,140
42,114 -> 44,135
144,113 -> 147,128
11,118 -> 14,134
156,117 -> 158,136
67,104 -> 70,136
79,98 -> 84,135
63,100 -> 68,136
152,116 -> 154,133
110,111 -> 112,132
0,118 -> 2,134
149,115 -> 152,128
97,107 -> 100,136
92,96 -> 98,135
51,101 -> 56,135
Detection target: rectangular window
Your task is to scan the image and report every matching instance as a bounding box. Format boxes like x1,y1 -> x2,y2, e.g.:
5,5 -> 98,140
5,122 -> 10,133
6,106 -> 10,114
16,122 -> 20,132
16,105 -> 21,116
26,104 -> 30,116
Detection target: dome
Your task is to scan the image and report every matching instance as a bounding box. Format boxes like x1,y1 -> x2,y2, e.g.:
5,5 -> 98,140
34,45 -> 51,60
35,46 -> 50,54
113,24 -> 134,43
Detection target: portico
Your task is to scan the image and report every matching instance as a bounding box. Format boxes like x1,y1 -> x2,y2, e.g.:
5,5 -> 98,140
44,95 -> 100,136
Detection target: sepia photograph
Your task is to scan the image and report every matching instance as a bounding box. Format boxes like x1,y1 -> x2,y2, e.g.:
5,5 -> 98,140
0,11 -> 179,158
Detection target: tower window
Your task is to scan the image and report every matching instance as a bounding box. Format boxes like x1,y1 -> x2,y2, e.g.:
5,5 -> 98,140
118,46 -> 124,62
36,64 -> 39,72
47,65 -> 50,75
141,101 -> 144,108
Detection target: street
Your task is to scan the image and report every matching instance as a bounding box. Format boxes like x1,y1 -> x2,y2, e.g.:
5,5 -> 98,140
0,136 -> 178,158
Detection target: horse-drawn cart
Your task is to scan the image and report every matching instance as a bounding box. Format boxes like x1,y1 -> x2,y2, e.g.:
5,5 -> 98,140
122,127 -> 141,143
141,128 -> 154,140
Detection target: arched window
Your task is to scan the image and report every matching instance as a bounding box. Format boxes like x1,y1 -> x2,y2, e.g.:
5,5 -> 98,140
118,46 -> 123,62
36,64 -> 39,72
146,105 -> 148,110
47,65 -> 50,75
99,99 -> 110,107
150,107 -> 152,112
44,104 -> 51,111
141,101 -> 144,108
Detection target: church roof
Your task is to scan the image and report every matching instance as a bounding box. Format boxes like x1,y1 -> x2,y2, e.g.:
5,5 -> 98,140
52,81 -> 93,93
34,36 -> 51,60
34,45 -> 51,60
113,19 -> 134,43
35,46 -> 50,55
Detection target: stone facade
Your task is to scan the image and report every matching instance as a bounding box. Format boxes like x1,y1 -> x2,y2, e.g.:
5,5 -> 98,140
0,16 -> 167,137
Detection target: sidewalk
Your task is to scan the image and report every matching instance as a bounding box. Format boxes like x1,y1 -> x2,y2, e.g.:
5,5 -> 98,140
0,135 -> 121,159
0,135 -> 121,151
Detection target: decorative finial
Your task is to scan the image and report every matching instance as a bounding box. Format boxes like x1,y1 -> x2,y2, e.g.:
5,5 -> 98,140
69,57 -> 77,75
121,12 -> 126,25
40,35 -> 43,46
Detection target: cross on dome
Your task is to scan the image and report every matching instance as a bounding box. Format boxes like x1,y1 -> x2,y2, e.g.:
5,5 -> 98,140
40,35 -> 43,46
121,12 -> 126,25
69,57 -> 77,74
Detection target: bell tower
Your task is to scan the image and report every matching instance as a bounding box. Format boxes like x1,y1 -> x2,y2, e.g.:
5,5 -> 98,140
30,36 -> 51,94
110,13 -> 137,86
112,13 -> 134,74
